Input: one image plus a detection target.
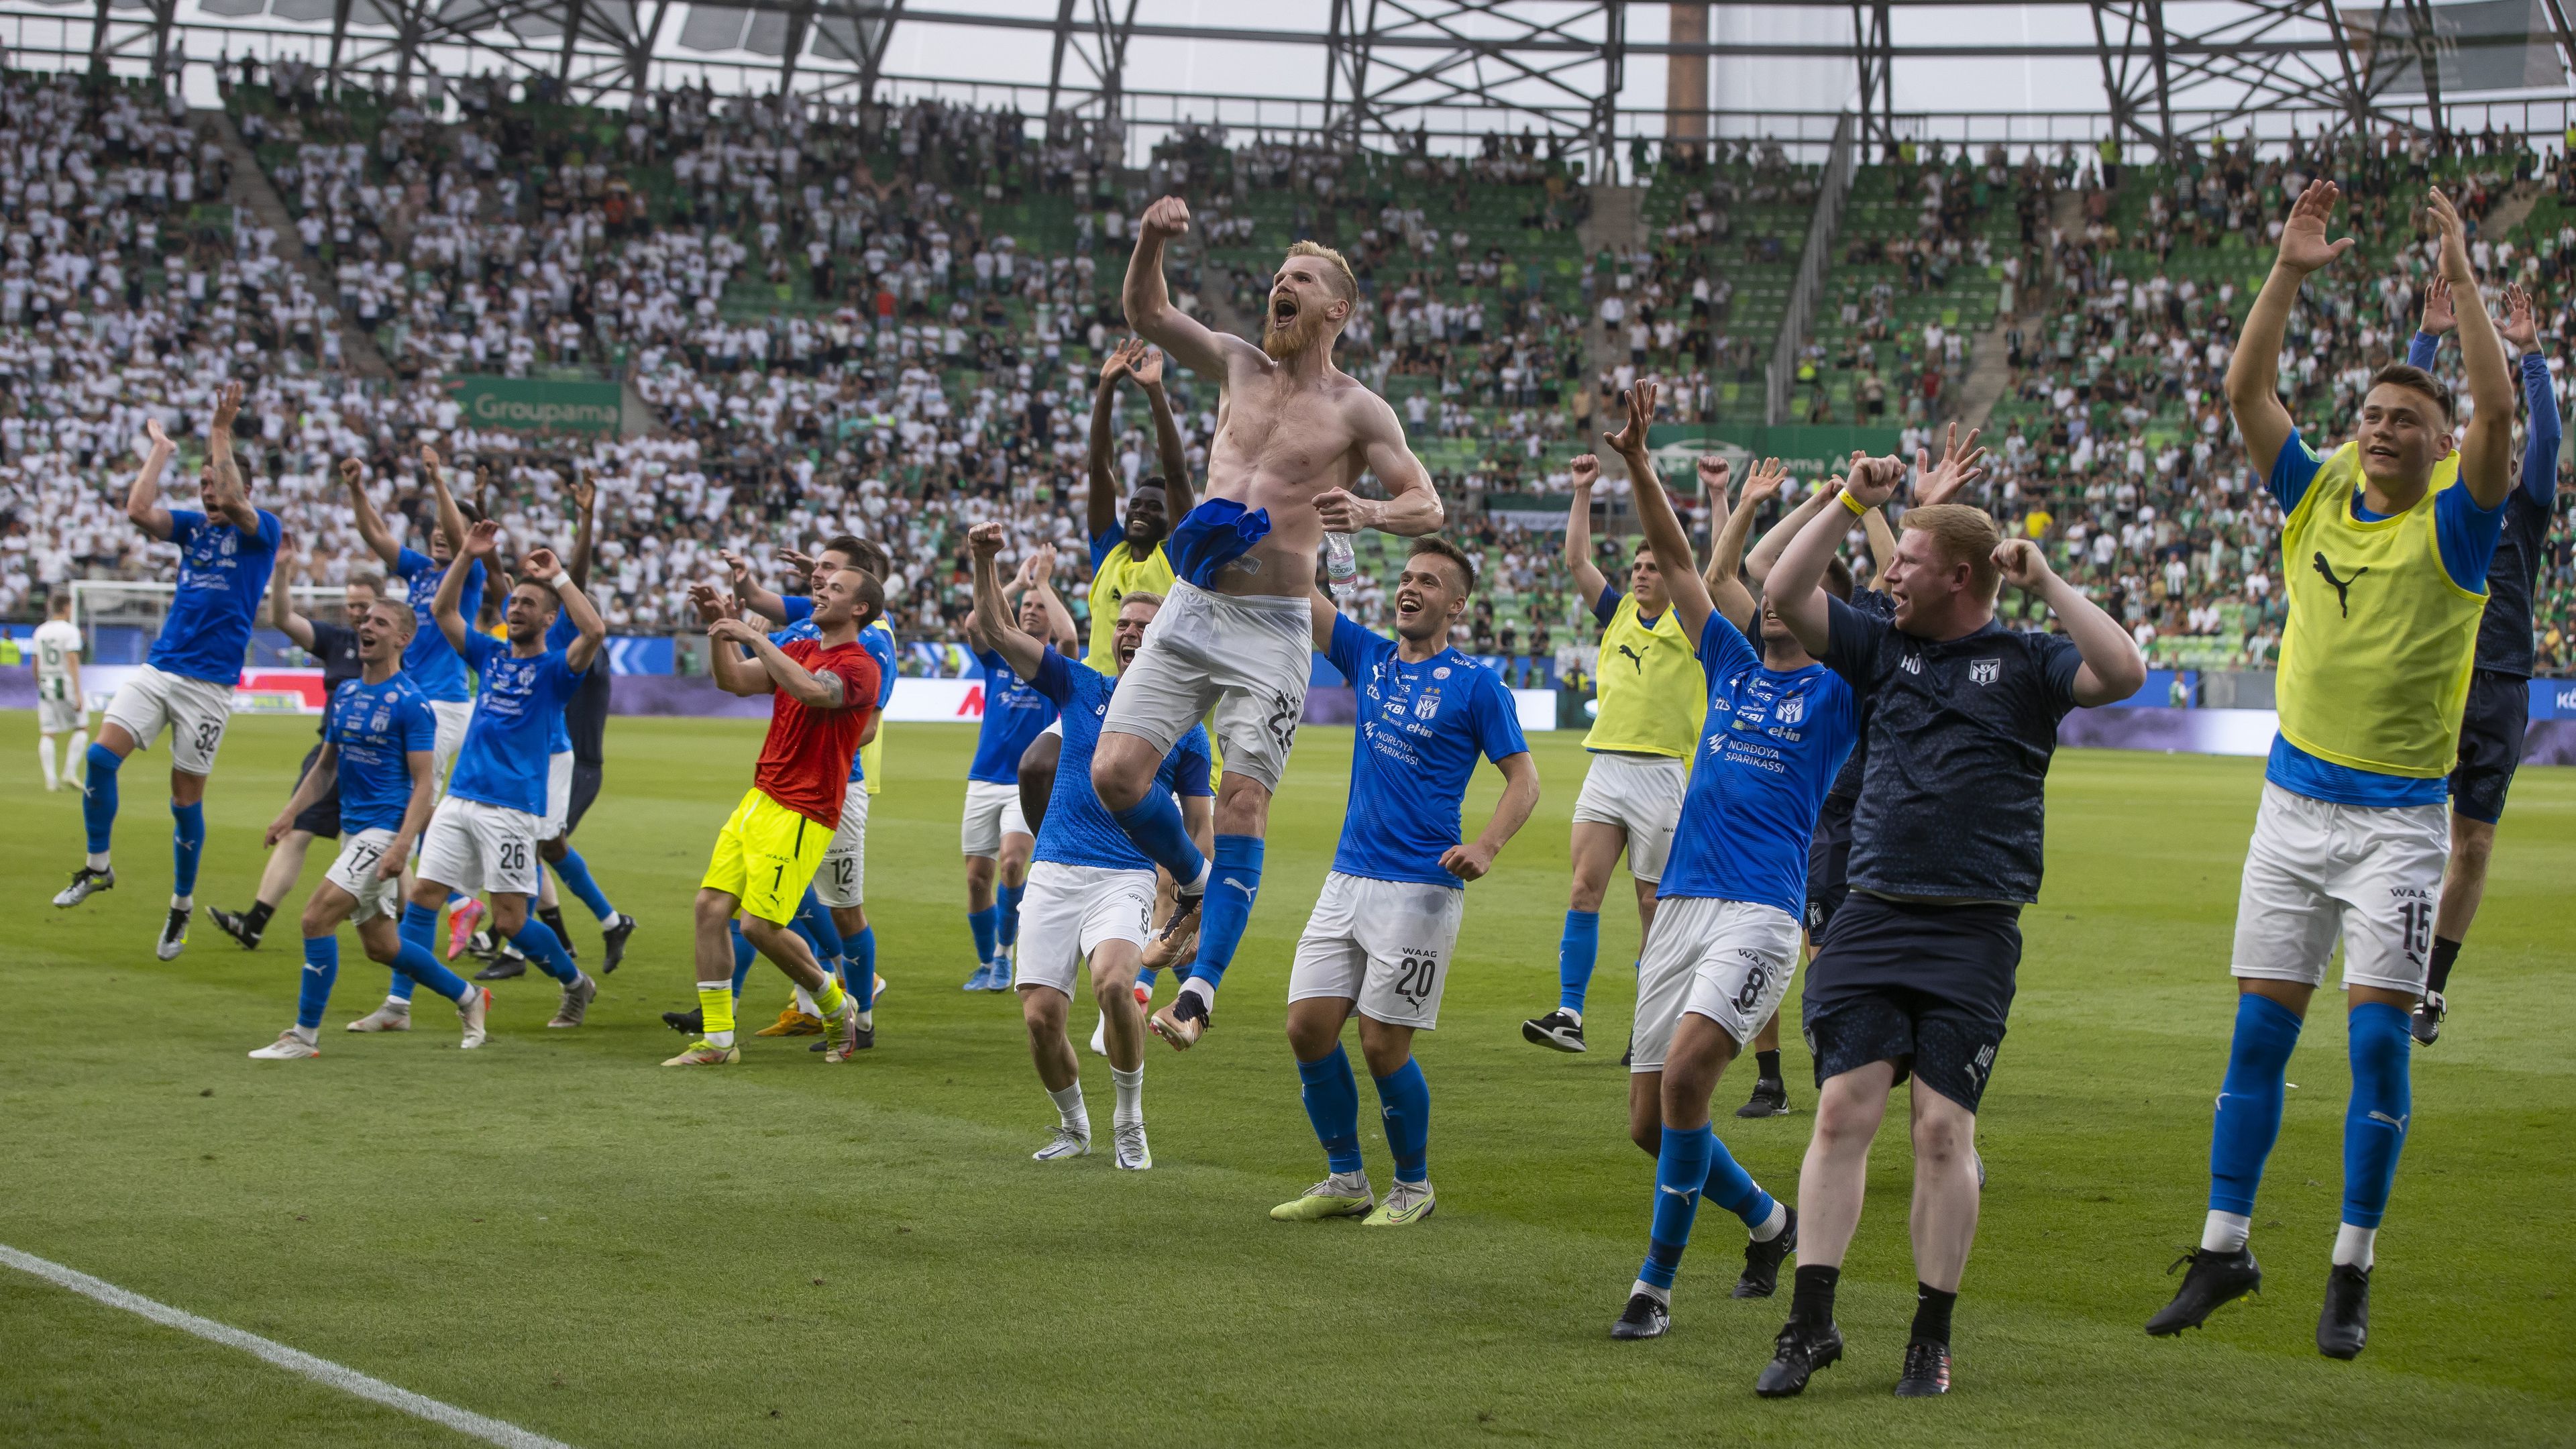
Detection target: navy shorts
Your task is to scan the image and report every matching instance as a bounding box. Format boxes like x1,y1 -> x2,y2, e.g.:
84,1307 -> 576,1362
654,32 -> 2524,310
1804,832 -> 1851,940
566,761 -> 604,834
2448,669 -> 2526,826
289,741 -> 342,841
1801,894 -> 2020,1114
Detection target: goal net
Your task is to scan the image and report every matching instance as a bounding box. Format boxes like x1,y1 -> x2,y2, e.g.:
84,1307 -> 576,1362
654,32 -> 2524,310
69,580 -> 364,716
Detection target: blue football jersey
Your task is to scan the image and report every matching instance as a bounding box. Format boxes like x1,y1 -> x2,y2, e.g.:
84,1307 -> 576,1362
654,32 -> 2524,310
1328,616 -> 1528,889
1660,612 -> 1859,916
1028,651 -> 1212,871
448,631 -> 588,816
970,645 -> 1061,786
325,674 -> 439,834
148,508 -> 282,686
394,547 -> 488,704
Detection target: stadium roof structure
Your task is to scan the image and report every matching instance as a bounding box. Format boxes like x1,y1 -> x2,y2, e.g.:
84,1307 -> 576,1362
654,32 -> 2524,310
6,0 -> 2571,160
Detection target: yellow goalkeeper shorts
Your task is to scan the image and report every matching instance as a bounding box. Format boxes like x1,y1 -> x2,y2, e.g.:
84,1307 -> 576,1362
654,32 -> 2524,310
701,788 -> 828,925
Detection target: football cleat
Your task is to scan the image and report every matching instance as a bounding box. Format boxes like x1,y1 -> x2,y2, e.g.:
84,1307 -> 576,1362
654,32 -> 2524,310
1611,1292 -> 1670,1341
661,1039 -> 740,1067
983,955 -> 1012,991
2145,1246 -> 2262,1336
1894,1339 -> 1951,1397
755,1007 -> 824,1037
1735,1208 -> 1799,1299
1736,1077 -> 1790,1118
1157,888 -> 1203,950
445,898 -> 485,959
1270,1176 -> 1374,1222
962,961 -> 994,991
154,906 -> 192,961
52,865 -> 114,908
661,1006 -> 704,1036
345,1001 -> 412,1032
2317,1263 -> 2371,1360
1113,1121 -> 1152,1171
458,986 -> 490,1050
822,1004 -> 872,1061
545,973 -> 598,1028
1521,1008 -> 1587,1053
1754,1320 -> 1844,1398
1032,1125 -> 1091,1161
207,905 -> 264,951
1150,992 -> 1210,1051
2409,990 -> 2445,1047
472,949 -> 527,981
598,914 -> 637,974
248,1030 -> 320,1060
1363,1179 -> 1435,1228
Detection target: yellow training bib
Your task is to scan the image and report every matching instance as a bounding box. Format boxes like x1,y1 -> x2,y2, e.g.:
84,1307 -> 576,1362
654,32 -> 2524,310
1085,538 -> 1175,677
1583,592 -> 1705,758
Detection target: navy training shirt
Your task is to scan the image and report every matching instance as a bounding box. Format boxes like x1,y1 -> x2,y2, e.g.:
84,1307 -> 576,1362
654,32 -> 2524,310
1327,615 -> 1528,890
1823,594 -> 2084,904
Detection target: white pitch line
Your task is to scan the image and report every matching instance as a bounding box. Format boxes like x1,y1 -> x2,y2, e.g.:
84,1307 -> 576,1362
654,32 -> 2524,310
0,1243 -> 575,1449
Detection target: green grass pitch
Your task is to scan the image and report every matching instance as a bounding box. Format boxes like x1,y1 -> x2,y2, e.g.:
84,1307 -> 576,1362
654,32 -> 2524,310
1,711 -> 2570,1447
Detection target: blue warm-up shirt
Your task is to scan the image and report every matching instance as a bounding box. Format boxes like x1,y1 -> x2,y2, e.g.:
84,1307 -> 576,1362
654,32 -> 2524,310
325,673 -> 439,834
1326,615 -> 1527,889
149,507 -> 282,686
1027,650 -> 1212,872
971,645 -> 1061,785
394,547 -> 488,704
1660,612 -> 1858,917
448,631 -> 588,816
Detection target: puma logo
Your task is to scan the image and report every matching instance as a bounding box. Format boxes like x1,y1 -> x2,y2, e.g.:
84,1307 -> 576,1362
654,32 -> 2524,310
1617,643 -> 1648,674
1223,879 -> 1256,902
2312,552 -> 2367,616
1657,1184 -> 1700,1203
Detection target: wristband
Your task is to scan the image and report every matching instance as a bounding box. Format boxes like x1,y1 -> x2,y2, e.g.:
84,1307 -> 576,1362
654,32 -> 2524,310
549,574 -> 576,594
1840,491 -> 1870,517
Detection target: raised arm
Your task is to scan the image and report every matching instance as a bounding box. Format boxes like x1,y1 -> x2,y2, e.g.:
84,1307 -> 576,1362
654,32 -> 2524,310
1562,453 -> 1609,602
1994,538 -> 2146,706
125,417 -> 179,541
1026,543 -> 1077,650
420,446 -> 473,568
1774,458 -> 1904,657
2498,286 -> 2560,504
714,617 -> 845,709
1745,464 -> 1849,586
1087,339 -> 1138,540
1317,394 -> 1444,537
1440,749 -> 1539,883
2430,189 -> 2515,508
966,521 -> 1050,680
1609,381 -> 1713,644
519,547 -> 602,674
566,469 -> 597,589
2229,180 -> 2353,481
1123,197 -> 1240,380
340,457 -> 402,568
268,538 -> 318,651
722,547 -> 791,625
688,584 -> 770,697
1706,455 -> 1780,632
205,381 -> 260,537
2414,273 -> 2456,369
1132,344 -> 1195,515
433,519 -> 500,654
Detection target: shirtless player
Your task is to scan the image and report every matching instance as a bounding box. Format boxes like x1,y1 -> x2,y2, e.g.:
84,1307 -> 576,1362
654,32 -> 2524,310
1099,194 -> 1445,1051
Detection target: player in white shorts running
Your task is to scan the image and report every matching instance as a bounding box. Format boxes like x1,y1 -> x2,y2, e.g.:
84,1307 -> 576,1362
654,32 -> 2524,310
32,592 -> 89,792
246,598 -> 491,1057
1102,197 -> 1442,1051
1589,383 -> 1859,1342
968,521 -> 1211,1170
1270,536 -> 1537,1229
345,521 -> 603,1036
960,546 -> 1076,991
1521,449 -> 1709,1055
57,388 -> 282,965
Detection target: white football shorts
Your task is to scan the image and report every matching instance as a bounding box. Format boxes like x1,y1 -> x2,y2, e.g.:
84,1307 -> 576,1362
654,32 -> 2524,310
959,778 -> 1032,859
417,795 -> 543,898
2231,782 -> 2448,995
101,663 -> 234,776
1099,580 -> 1307,792
1014,859 -> 1157,998
1570,751 -> 1687,884
541,750 -> 574,841
812,786 -> 869,909
1629,896 -> 1803,1072
322,827 -> 407,920
1287,871 -> 1467,1030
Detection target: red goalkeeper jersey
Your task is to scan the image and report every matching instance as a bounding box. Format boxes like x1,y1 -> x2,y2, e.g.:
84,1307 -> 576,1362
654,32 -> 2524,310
753,638 -> 881,827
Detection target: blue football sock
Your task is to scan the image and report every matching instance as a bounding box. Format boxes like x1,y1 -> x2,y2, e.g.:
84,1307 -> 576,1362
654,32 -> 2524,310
2342,1002 -> 2412,1230
392,902 -> 441,1003
791,918 -> 837,981
170,800 -> 205,898
969,905 -> 1000,963
80,744 -> 121,854
1702,1128 -> 1777,1229
549,847 -> 616,922
997,883 -> 1024,949
1558,909 -> 1601,1015
730,920 -> 753,997
446,890 -> 469,907
1642,1123 -> 1715,1291
1371,1057 -> 1431,1184
297,935 -> 339,1031
1183,835 -> 1263,992
390,937 -> 469,1003
796,889 -> 845,961
851,926 -> 877,1009
1109,792 -> 1207,886
509,919 -> 582,986
1136,966 -> 1161,991
1297,1043 -> 1364,1175
2208,993 -> 2305,1216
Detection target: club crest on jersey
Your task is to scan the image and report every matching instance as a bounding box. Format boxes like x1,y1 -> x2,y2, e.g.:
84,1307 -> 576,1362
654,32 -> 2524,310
1775,694 -> 1805,725
1970,658 -> 2001,686
1412,690 -> 1442,721
370,708 -> 391,731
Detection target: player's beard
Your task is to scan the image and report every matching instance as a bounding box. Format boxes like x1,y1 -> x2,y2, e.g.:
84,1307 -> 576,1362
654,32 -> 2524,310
1262,305 -> 1331,361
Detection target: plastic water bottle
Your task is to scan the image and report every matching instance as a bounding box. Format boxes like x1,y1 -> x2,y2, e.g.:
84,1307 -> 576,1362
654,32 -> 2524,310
1323,531 -> 1358,590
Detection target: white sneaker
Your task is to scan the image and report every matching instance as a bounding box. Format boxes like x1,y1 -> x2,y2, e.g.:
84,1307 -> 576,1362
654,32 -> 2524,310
1032,1124 -> 1091,1161
1114,1120 -> 1152,1171
346,1000 -> 412,1032
457,987 -> 490,1049
248,1030 -> 320,1060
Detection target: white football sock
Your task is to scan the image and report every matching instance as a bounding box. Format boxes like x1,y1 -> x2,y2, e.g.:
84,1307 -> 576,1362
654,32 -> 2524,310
85,851 -> 109,871
1111,1065 -> 1144,1126
1750,1199 -> 1788,1242
66,729 -> 87,784
1629,1279 -> 1670,1306
1048,1083 -> 1089,1134
2332,1223 -> 2375,1270
2202,1210 -> 2251,1253
170,894 -> 193,912
1179,977 -> 1216,1009
289,1023 -> 319,1045
793,984 -> 818,1017
38,737 -> 58,788
1561,1006 -> 1583,1026
706,1029 -> 735,1047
